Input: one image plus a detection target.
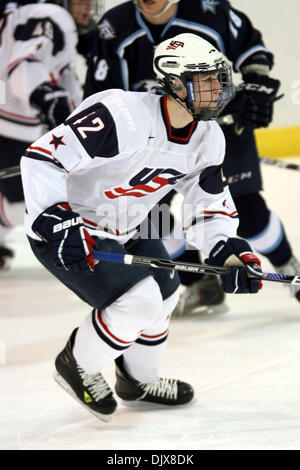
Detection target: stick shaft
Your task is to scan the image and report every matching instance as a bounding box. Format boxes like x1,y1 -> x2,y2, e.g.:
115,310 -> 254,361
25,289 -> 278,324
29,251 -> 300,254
218,114 -> 300,172
93,250 -> 300,285
259,157 -> 300,172
0,165 -> 21,179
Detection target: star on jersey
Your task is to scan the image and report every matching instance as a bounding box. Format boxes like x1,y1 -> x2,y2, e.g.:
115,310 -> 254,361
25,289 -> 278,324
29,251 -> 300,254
49,134 -> 66,151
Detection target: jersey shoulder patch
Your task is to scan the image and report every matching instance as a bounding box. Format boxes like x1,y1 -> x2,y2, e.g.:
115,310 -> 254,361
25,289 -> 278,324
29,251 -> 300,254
65,101 -> 119,159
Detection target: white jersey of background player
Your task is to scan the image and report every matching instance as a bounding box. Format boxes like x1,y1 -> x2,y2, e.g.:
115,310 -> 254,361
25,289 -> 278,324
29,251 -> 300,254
0,2 -> 82,142
0,0 -> 97,270
20,34 -> 263,420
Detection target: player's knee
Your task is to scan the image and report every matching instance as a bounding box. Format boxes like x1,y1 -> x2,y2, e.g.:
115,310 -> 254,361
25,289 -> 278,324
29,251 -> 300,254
102,276 -> 164,340
127,276 -> 163,324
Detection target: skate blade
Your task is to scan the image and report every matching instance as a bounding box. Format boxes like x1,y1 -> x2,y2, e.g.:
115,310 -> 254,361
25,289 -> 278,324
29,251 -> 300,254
173,302 -> 229,318
120,397 -> 196,410
53,372 -> 113,423
190,302 -> 229,316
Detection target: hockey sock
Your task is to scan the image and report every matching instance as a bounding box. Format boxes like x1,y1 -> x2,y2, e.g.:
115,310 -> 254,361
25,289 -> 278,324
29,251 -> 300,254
72,308 -> 133,374
243,211 -> 292,267
235,193 -> 292,267
122,340 -> 168,383
122,288 -> 179,383
73,277 -> 165,374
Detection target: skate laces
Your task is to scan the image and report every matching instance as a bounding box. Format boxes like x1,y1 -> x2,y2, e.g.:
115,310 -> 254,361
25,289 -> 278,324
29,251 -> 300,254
140,378 -> 178,400
77,366 -> 112,401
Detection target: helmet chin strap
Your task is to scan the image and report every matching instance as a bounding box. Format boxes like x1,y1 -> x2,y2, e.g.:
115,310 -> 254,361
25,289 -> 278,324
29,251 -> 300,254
169,87 -> 194,120
135,0 -> 178,18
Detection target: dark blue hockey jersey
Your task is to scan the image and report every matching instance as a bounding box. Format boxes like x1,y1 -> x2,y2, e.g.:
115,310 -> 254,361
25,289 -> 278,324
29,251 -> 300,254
84,0 -> 274,97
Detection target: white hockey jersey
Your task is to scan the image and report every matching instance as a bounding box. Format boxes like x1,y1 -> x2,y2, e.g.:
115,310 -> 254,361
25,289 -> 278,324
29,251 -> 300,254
0,3 -> 82,142
21,89 -> 239,258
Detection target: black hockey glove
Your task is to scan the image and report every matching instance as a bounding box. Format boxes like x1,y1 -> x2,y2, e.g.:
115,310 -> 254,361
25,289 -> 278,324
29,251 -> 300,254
30,82 -> 73,129
32,202 -> 97,273
205,238 -> 263,294
234,73 -> 281,130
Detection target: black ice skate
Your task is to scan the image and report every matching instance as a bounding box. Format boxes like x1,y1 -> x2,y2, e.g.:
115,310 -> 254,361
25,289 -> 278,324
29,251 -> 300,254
173,275 -> 228,316
276,255 -> 300,302
115,355 -> 194,406
0,246 -> 14,270
54,328 -> 117,422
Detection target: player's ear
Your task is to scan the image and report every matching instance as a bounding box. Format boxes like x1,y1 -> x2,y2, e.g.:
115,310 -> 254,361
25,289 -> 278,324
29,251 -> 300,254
169,75 -> 186,98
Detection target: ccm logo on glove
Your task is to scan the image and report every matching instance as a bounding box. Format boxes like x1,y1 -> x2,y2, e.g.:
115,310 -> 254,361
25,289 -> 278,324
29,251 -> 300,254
238,83 -> 275,94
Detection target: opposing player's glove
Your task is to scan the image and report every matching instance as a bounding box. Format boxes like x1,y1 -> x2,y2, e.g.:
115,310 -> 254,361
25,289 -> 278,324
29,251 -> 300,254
30,82 -> 73,129
233,73 -> 281,130
32,202 -> 97,273
205,238 -> 263,294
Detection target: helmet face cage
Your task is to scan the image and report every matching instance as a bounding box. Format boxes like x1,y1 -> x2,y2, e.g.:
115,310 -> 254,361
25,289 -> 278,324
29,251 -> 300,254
159,61 -> 233,121
184,61 -> 233,120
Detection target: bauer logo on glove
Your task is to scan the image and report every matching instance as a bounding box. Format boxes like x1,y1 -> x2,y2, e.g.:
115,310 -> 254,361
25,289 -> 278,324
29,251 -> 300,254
32,202 -> 97,273
53,217 -> 82,233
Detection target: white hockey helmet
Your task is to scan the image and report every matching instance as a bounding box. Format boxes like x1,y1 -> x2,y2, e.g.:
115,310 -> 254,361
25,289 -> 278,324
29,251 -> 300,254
153,33 -> 233,121
133,0 -> 180,18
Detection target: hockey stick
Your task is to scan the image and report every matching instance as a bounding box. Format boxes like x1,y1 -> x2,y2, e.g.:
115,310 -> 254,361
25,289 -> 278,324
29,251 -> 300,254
258,157 -> 300,172
93,250 -> 300,286
0,165 -> 20,179
218,114 -> 300,172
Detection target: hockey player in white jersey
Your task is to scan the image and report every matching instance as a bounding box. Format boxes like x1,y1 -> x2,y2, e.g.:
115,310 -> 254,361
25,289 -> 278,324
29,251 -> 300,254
21,33 -> 263,420
0,0 -> 100,269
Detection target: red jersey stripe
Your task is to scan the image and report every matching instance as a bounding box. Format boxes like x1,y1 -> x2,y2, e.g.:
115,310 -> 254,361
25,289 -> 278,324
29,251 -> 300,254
97,310 -> 133,344
140,328 -> 169,339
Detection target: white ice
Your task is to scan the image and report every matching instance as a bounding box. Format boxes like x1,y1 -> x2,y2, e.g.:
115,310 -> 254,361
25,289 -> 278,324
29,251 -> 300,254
1,160 -> 300,450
